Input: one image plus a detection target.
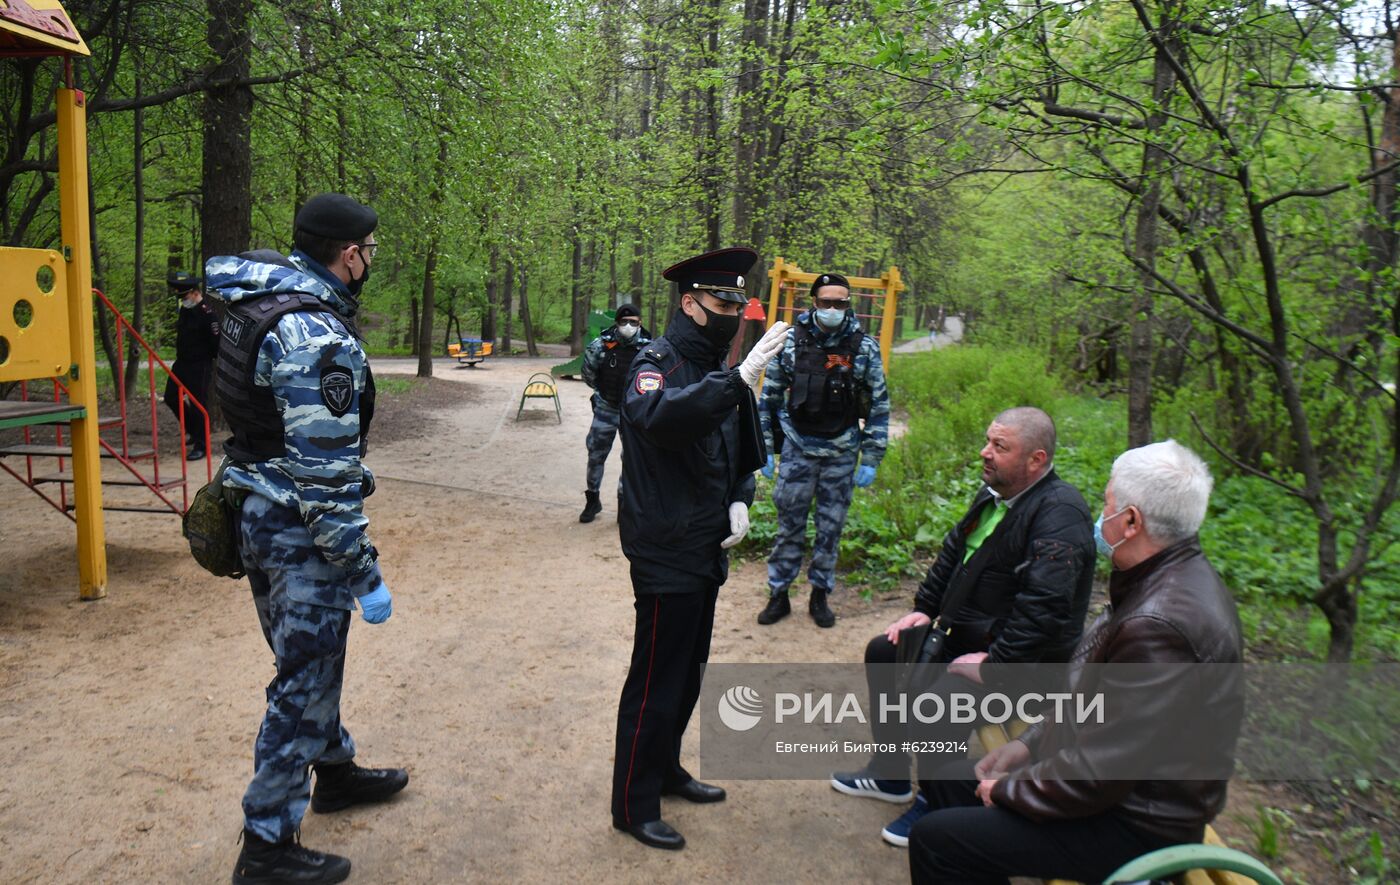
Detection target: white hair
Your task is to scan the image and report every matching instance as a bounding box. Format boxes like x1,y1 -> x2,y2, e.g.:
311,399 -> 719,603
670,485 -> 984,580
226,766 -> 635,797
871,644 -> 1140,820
1108,440 -> 1213,544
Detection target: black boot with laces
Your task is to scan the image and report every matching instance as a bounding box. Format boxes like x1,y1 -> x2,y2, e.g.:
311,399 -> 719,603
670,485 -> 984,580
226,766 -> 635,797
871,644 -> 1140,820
232,829 -> 350,885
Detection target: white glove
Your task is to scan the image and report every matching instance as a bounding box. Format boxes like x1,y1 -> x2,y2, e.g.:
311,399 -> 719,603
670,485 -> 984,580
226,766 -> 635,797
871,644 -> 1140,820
720,501 -> 750,549
738,321 -> 791,387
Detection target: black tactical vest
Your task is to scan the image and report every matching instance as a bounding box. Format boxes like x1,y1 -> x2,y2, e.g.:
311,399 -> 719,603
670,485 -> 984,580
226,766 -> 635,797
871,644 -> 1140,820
597,338 -> 644,408
786,323 -> 864,438
215,292 -> 375,463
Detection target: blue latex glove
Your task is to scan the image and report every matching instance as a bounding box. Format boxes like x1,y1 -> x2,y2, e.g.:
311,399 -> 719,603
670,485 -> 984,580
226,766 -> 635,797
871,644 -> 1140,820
359,582 -> 393,624
854,464 -> 878,488
761,454 -> 775,479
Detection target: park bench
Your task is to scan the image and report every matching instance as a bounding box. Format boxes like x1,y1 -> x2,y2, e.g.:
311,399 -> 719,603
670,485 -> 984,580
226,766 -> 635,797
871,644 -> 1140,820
973,723 -> 1283,885
447,338 -> 492,367
516,372 -> 561,423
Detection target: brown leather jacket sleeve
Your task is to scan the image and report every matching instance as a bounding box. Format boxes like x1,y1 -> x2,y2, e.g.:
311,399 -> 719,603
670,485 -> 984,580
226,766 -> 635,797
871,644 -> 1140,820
991,615 -> 1200,820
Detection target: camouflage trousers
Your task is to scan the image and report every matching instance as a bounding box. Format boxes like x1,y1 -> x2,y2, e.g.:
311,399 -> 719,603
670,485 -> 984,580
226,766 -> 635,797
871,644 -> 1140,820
584,399 -> 621,493
238,495 -> 356,843
767,442 -> 858,595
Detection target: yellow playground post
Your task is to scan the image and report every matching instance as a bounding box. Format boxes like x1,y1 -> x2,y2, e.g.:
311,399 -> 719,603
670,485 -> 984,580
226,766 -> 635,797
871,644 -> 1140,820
765,257 -> 904,372
0,2 -> 105,599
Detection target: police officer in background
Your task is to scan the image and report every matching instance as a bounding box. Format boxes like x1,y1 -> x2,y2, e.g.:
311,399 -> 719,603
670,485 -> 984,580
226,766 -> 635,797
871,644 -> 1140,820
756,273 -> 889,628
611,247 -> 789,850
207,193 -> 406,885
578,303 -> 650,522
162,272 -> 219,461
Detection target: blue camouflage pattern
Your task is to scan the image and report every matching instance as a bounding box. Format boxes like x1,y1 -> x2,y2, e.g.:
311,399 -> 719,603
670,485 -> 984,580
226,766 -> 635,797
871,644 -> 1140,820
584,402 -> 620,493
580,326 -> 651,390
767,439 -> 859,594
582,326 -> 650,493
206,250 -> 381,603
759,309 -> 890,465
239,494 -> 356,843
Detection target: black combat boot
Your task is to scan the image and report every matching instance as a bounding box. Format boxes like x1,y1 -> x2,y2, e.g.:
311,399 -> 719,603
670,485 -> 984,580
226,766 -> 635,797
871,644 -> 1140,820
809,587 -> 836,628
579,490 -> 603,523
756,592 -> 791,625
232,829 -> 350,885
310,761 -> 409,813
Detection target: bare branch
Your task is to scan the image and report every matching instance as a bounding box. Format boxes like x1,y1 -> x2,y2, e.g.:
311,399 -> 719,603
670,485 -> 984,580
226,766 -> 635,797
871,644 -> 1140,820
1189,412 -> 1308,499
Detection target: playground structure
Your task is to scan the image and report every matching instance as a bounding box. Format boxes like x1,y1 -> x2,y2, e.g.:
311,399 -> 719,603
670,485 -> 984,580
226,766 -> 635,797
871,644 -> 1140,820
447,337 -> 493,367
0,1 -> 210,599
765,257 -> 904,372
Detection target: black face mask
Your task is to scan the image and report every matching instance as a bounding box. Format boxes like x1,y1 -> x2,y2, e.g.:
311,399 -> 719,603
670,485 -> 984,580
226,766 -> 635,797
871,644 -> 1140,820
347,254 -> 371,298
691,298 -> 741,348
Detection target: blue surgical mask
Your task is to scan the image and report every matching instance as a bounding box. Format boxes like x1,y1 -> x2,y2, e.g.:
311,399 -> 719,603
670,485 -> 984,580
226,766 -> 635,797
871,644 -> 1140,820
815,308 -> 845,330
1094,508 -> 1128,559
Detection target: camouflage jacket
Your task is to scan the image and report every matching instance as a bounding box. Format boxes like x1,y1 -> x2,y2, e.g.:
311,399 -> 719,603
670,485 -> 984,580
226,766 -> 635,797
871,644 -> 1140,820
582,325 -> 652,412
205,250 -> 381,601
759,310 -> 890,465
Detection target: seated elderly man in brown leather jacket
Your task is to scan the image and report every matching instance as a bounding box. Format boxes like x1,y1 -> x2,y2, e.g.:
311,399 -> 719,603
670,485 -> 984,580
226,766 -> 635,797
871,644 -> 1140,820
908,440 -> 1244,885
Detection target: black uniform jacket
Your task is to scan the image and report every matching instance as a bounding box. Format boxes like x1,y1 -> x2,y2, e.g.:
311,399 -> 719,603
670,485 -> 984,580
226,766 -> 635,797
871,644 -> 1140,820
912,469 -> 1095,664
618,310 -> 760,593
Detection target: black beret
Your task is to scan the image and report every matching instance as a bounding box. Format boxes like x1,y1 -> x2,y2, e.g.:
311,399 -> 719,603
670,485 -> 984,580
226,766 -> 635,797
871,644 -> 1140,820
167,271 -> 202,292
615,303 -> 641,320
662,247 -> 759,305
294,193 -> 378,241
810,272 -> 851,297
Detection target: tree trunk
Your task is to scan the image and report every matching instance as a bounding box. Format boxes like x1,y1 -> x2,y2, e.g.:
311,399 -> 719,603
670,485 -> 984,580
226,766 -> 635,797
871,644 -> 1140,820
416,243 -> 436,378
519,265 -> 538,357
1127,16 -> 1178,447
124,67 -> 145,397
570,224 -> 585,354
501,258 -> 514,353
408,297 -> 419,355
483,244 -> 498,341
202,0 -> 254,264
734,0 -> 770,247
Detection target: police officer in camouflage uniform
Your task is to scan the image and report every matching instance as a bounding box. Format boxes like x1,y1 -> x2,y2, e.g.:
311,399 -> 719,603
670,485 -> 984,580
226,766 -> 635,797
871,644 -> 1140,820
756,273 -> 890,628
208,193 -> 407,885
578,303 -> 650,522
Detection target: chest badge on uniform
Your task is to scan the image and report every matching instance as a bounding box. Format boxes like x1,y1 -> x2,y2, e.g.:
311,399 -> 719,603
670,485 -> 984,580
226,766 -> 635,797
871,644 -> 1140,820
824,353 -> 853,370
635,371 -> 664,394
320,366 -> 355,416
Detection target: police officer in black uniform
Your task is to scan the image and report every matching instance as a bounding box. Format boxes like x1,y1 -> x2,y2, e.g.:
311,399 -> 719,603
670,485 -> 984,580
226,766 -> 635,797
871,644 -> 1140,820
610,247 -> 790,850
163,271 -> 219,461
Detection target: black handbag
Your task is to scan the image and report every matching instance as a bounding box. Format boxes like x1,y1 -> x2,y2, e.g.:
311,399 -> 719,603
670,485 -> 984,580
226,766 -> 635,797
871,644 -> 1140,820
895,499 -> 1004,695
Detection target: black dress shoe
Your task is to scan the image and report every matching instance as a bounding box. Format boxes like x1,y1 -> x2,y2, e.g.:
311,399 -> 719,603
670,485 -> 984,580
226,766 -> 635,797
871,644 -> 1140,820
662,778 -> 726,803
613,818 -> 685,850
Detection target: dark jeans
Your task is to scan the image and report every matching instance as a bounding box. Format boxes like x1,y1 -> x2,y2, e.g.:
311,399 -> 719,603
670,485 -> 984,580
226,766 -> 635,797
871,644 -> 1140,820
908,760 -> 1178,885
863,633 -> 989,780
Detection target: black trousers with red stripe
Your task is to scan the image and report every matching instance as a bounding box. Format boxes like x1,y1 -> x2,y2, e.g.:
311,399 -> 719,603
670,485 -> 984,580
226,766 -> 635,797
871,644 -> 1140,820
611,584 -> 719,826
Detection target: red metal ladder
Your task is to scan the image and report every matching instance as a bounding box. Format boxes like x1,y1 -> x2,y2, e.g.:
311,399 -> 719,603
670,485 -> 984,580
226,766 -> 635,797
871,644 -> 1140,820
0,289 -> 213,517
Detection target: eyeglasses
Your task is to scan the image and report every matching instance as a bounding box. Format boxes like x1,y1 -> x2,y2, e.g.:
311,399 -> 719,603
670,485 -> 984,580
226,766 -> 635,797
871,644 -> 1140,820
815,297 -> 851,309
618,319 -> 641,327
356,241 -> 378,260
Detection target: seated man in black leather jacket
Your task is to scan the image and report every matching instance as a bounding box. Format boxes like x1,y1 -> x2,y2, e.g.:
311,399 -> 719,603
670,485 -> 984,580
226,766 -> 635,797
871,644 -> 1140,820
907,440 -> 1243,885
831,407 -> 1095,847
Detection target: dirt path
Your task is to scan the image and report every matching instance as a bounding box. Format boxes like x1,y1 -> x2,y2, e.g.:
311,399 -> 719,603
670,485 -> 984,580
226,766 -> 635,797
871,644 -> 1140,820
0,355 -> 918,884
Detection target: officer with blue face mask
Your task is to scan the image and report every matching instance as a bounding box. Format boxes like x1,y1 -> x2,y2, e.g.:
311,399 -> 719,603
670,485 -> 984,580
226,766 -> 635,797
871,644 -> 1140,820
756,273 -> 890,628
